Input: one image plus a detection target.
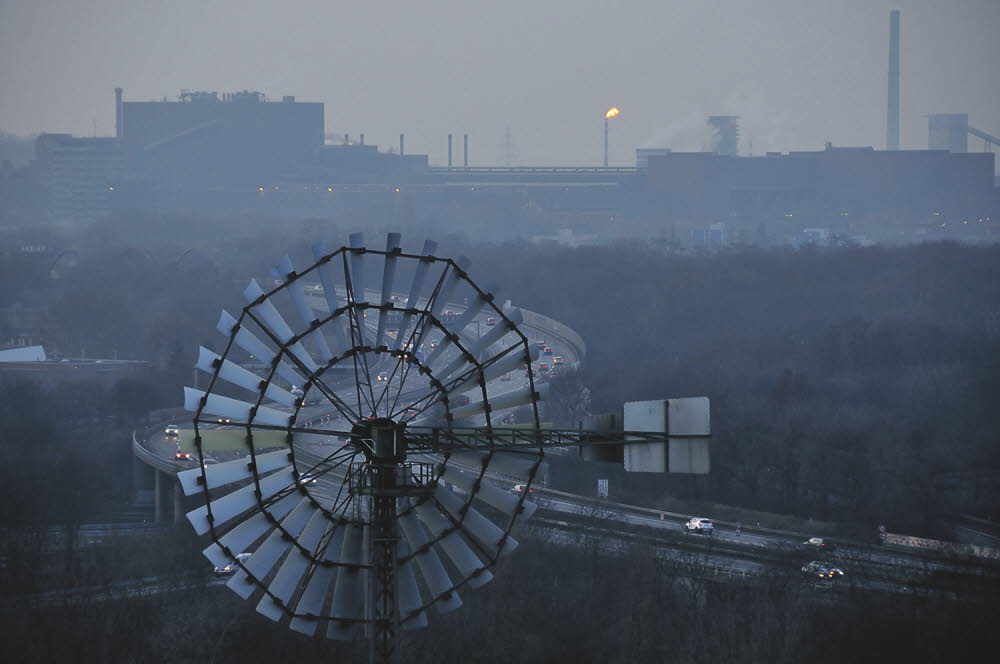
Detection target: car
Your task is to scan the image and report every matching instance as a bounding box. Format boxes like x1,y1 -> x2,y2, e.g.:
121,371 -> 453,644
547,368 -> 560,378
486,317 -> 497,326
801,560 -> 845,580
174,448 -> 191,461
542,346 -> 554,356
535,340 -> 546,349
214,552 -> 251,576
429,340 -> 438,349
685,517 -> 714,534
553,356 -> 565,365
804,537 -> 837,552
376,371 -> 390,382
453,394 -> 471,407
443,310 -> 458,323
512,484 -> 533,495
164,424 -> 179,437
523,369 -> 536,377
298,473 -> 318,486
538,362 -> 549,371
216,417 -> 232,424
499,372 -> 511,381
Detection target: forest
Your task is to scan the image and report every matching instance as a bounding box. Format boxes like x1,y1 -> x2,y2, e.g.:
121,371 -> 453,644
3,215 -> 997,532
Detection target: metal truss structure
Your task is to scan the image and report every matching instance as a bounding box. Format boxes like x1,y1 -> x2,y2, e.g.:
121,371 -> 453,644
175,233 -> 681,663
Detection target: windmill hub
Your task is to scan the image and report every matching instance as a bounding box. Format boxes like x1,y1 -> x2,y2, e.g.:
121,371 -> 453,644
351,417 -> 408,463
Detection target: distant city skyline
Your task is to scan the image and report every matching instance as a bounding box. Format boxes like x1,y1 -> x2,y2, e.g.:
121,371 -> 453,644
1,0 -> 998,166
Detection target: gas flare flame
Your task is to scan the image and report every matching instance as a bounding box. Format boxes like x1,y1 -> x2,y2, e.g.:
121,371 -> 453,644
605,107 -> 620,119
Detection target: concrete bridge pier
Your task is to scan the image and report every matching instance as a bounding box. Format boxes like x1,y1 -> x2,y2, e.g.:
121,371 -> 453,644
173,482 -> 185,524
154,469 -> 168,523
153,470 -> 187,524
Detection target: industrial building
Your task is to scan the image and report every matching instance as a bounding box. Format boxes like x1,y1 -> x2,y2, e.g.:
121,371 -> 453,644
117,89 -> 324,187
0,345 -> 150,388
7,22 -> 999,246
33,133 -> 124,221
640,145 -> 995,225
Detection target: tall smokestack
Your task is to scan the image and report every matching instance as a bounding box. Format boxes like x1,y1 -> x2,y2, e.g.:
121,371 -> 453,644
887,10 -> 900,150
448,133 -> 453,167
463,134 -> 469,167
399,133 -> 404,156
114,87 -> 123,138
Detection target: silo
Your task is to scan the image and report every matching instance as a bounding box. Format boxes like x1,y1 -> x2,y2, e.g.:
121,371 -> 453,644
928,114 -> 969,153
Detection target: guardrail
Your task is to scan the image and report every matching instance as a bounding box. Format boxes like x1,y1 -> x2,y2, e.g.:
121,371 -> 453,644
132,430 -> 181,475
881,532 -> 1000,561
532,485 -> 1000,573
532,485 -> 808,539
518,307 -> 587,362
530,516 -> 790,581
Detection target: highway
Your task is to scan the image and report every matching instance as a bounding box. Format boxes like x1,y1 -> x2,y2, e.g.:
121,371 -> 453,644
11,506 -> 986,610
128,287 -> 1000,607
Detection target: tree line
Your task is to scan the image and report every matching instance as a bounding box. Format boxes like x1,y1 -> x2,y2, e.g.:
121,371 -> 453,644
3,214 -> 998,533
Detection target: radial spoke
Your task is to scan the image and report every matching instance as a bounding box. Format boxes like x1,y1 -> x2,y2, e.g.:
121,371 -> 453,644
388,265 -> 451,417
326,462 -> 360,522
298,446 -> 357,477
342,252 -> 378,418
194,418 -> 355,440
371,354 -> 402,415
242,308 -> 359,422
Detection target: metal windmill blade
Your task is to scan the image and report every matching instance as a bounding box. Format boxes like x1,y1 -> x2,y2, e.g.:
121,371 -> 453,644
177,233 -> 546,662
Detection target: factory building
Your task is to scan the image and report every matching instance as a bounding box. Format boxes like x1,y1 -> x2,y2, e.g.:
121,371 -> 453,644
10,18 -> 998,242
33,133 -> 124,221
928,114 -> 970,153
119,89 -> 324,187
638,144 -> 997,239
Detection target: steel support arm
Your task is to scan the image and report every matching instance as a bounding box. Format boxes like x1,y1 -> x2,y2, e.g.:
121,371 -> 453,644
401,427 -> 707,454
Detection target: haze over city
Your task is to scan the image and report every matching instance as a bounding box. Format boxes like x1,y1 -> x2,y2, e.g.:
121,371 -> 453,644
1,2 -> 998,663
2,0 -> 999,165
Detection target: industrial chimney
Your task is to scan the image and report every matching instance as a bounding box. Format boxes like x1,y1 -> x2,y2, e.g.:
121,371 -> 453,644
114,87 -> 123,138
886,10 -> 900,150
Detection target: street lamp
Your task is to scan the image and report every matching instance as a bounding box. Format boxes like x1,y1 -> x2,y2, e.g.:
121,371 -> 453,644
604,107 -> 620,167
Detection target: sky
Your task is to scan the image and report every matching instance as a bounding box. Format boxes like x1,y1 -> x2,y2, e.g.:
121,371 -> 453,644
1,0 -> 998,166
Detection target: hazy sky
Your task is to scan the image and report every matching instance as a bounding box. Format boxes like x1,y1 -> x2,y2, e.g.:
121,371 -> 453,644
1,0 -> 998,166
